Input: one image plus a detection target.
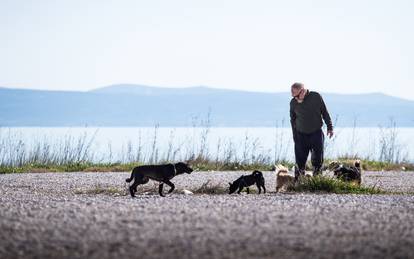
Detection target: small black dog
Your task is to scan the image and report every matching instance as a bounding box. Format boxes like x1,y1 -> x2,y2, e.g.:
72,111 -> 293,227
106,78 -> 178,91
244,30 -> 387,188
229,170 -> 266,194
332,160 -> 362,185
126,162 -> 193,197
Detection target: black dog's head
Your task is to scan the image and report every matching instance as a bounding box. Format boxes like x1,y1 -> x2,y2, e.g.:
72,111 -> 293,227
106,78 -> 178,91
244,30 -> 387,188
354,160 -> 361,169
328,161 -> 341,171
228,181 -> 238,194
175,162 -> 193,174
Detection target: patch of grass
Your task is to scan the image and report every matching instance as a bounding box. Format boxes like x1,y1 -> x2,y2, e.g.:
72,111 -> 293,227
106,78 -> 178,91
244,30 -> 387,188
0,162 -> 144,174
189,157 -> 296,172
191,180 -> 228,195
80,162 -> 143,172
74,182 -> 164,196
325,158 -> 413,172
0,159 -> 412,174
74,185 -> 127,196
288,175 -> 385,194
359,160 -> 414,171
190,161 -> 276,172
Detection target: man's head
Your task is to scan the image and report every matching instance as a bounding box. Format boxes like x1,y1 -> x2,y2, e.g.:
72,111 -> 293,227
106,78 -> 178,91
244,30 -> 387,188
291,82 -> 306,102
291,82 -> 304,97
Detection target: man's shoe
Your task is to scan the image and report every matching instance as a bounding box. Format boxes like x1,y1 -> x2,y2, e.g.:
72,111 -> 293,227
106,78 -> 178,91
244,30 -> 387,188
294,167 -> 305,182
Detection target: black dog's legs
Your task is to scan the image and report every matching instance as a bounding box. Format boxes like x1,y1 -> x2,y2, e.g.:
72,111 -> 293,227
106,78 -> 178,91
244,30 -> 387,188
164,180 -> 175,194
129,185 -> 136,197
130,182 -> 143,197
129,174 -> 140,197
135,177 -> 149,192
246,187 -> 250,194
129,175 -> 149,197
262,184 -> 266,194
237,186 -> 243,194
256,183 -> 262,194
158,183 -> 165,197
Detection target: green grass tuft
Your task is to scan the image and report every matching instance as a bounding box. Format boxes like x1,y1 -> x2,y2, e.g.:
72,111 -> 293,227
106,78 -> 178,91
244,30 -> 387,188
191,180 -> 228,194
74,185 -> 127,196
288,175 -> 385,194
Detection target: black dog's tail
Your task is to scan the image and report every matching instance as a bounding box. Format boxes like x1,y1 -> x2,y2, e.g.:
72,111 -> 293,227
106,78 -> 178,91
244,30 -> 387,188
125,171 -> 134,183
253,170 -> 265,181
252,170 -> 263,177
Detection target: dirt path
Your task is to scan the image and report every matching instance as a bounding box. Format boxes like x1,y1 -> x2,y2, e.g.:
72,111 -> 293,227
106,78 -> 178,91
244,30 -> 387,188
1,171 -> 414,259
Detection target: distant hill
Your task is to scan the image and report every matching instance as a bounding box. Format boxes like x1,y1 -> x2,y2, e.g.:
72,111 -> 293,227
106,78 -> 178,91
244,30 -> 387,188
90,84 -> 235,95
0,84 -> 413,127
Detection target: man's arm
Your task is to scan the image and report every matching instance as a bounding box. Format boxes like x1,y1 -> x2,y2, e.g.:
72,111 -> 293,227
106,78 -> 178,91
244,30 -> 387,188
319,94 -> 333,136
290,100 -> 297,141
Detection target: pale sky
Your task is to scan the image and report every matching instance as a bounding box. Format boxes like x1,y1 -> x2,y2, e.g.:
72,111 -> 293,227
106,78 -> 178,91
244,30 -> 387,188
1,0 -> 413,99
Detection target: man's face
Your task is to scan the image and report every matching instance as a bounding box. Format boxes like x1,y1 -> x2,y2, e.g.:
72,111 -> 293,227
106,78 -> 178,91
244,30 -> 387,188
291,87 -> 303,99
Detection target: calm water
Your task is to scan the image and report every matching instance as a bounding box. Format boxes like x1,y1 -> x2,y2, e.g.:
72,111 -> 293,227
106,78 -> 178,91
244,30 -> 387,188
1,127 -> 413,163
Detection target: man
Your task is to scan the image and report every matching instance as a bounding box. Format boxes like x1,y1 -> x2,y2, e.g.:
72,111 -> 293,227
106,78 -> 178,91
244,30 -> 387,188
290,82 -> 333,180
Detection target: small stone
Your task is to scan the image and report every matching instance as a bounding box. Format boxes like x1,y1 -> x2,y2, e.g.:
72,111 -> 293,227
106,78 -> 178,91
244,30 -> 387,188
182,189 -> 194,195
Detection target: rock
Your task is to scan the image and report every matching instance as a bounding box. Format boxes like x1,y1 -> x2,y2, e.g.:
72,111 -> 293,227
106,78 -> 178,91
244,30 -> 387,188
182,189 -> 194,195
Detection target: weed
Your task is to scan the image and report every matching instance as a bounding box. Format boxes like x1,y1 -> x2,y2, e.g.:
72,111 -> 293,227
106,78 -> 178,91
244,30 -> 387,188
288,175 -> 385,194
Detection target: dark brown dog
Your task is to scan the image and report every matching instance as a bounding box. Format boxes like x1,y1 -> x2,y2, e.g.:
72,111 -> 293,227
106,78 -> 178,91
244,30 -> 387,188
126,162 -> 193,197
331,160 -> 362,185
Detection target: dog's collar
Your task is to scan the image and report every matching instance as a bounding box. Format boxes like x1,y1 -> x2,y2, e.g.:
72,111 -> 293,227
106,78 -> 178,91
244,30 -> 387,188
172,163 -> 177,176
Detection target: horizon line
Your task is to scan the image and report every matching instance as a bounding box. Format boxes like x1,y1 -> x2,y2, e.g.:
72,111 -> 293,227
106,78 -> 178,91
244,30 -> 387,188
0,84 -> 411,101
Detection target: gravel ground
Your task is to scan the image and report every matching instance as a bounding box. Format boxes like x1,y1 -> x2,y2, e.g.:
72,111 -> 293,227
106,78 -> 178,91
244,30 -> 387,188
1,170 -> 414,259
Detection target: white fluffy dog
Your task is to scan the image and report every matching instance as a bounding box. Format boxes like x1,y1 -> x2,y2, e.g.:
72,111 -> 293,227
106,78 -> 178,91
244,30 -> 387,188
275,164 -> 295,192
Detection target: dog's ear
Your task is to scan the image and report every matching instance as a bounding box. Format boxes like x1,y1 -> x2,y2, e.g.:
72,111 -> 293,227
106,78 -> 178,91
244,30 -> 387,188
228,182 -> 232,186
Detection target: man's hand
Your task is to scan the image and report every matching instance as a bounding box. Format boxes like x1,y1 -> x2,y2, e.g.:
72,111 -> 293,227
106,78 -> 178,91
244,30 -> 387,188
327,130 -> 334,139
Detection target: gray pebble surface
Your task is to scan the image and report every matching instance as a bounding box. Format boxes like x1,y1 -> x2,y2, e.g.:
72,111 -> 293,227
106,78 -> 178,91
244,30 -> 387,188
1,170 -> 414,259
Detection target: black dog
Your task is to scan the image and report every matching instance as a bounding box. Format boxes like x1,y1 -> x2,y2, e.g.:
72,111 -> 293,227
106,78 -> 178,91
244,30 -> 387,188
126,162 -> 193,197
333,160 -> 361,185
229,170 -> 266,194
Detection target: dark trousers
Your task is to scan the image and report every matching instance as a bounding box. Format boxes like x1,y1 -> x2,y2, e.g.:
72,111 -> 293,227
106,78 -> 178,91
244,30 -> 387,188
294,129 -> 324,173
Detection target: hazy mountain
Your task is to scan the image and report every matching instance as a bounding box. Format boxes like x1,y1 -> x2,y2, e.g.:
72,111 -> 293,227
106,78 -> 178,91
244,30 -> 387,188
0,85 -> 413,127
90,84 -> 235,95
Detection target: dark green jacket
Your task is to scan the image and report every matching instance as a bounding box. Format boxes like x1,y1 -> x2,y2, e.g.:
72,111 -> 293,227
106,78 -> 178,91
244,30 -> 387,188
290,90 -> 333,136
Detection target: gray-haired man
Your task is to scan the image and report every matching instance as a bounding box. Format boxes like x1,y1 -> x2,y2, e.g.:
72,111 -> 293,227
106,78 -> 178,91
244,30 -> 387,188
290,82 -> 333,180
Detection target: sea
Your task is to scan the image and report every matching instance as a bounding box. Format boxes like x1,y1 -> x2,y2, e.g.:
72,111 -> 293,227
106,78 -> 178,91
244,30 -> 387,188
1,127 -> 413,163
